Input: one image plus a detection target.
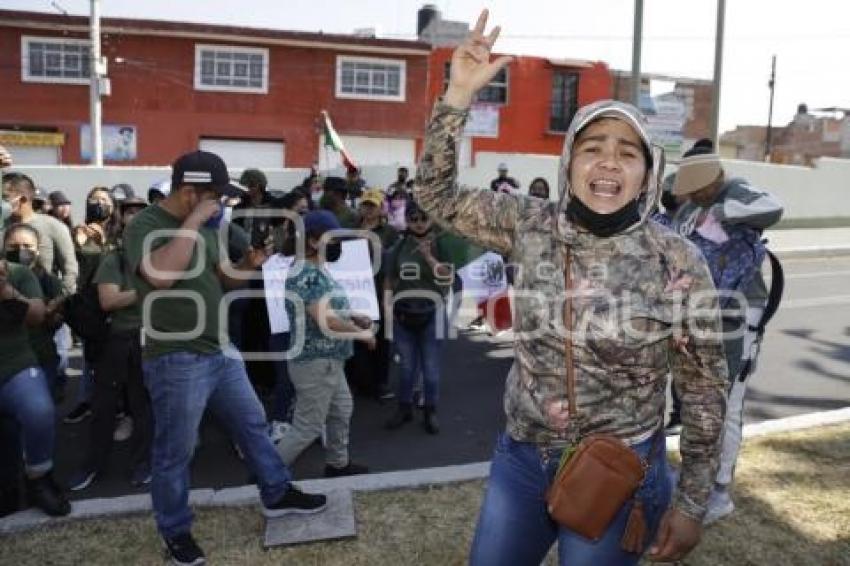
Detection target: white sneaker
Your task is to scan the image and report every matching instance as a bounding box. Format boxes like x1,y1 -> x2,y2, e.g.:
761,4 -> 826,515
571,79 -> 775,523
113,415 -> 134,442
703,487 -> 734,525
269,420 -> 291,444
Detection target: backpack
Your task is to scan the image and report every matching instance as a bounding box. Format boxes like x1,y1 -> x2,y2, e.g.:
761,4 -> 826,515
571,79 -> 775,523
62,253 -> 124,357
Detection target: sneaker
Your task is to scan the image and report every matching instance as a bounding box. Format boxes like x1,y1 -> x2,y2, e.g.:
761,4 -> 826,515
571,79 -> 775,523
113,415 -> 134,442
163,532 -> 205,566
26,472 -> 71,517
130,463 -> 152,488
63,402 -> 92,424
467,316 -> 486,331
703,487 -> 735,525
262,485 -> 327,518
68,468 -> 97,492
324,462 -> 369,478
268,420 -> 291,445
664,422 -> 683,437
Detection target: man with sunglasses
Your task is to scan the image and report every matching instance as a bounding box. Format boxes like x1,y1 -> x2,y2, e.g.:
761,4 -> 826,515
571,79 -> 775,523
122,150 -> 327,566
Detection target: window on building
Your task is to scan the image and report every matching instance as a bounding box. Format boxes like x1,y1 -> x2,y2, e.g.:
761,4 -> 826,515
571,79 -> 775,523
194,44 -> 268,94
336,56 -> 406,102
550,71 -> 580,132
443,62 -> 508,105
21,36 -> 91,84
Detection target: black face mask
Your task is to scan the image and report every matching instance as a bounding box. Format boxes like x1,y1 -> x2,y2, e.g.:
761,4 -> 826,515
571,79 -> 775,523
565,195 -> 641,238
325,241 -> 342,263
86,201 -> 110,223
5,248 -> 36,267
660,191 -> 679,214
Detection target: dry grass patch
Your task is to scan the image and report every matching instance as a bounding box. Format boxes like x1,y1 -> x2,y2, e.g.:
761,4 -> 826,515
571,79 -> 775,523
3,424 -> 849,565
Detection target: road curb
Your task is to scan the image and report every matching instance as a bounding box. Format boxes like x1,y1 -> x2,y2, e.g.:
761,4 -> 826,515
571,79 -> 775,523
2,407 -> 849,535
773,246 -> 850,259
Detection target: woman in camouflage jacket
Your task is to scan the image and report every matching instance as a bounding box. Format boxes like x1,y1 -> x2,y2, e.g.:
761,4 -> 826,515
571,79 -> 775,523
414,10 -> 727,566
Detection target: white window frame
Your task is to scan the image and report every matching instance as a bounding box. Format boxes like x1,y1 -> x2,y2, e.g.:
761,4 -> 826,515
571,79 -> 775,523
21,35 -> 91,85
335,55 -> 406,102
194,44 -> 269,94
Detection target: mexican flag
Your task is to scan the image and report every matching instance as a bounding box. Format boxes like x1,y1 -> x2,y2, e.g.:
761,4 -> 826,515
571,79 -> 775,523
321,110 -> 357,170
441,232 -> 513,332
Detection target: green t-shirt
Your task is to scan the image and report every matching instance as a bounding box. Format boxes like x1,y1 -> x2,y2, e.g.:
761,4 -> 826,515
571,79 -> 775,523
285,263 -> 353,363
386,232 -> 452,297
123,205 -> 224,359
93,250 -> 141,333
28,269 -> 62,367
0,262 -> 42,384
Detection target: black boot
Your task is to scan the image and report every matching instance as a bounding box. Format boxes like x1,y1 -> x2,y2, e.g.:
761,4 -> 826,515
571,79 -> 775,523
26,471 -> 71,517
422,405 -> 440,435
385,403 -> 413,430
0,485 -> 21,518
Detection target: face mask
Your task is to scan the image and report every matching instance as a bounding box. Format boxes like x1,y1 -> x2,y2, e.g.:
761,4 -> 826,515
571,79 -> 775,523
86,201 -> 110,223
5,248 -> 36,267
565,195 -> 641,238
325,241 -> 342,263
204,202 -> 225,229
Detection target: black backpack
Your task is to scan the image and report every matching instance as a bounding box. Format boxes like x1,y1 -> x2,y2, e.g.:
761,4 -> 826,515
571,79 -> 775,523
63,253 -> 123,356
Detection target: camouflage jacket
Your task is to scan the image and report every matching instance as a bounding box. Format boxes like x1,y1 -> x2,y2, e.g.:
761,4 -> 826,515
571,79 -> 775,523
414,99 -> 728,520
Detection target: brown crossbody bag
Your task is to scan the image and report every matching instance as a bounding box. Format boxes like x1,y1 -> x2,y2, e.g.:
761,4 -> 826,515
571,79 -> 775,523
545,247 -> 662,553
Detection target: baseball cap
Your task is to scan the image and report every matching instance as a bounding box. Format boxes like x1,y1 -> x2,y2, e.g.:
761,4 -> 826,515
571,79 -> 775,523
360,188 -> 384,208
171,150 -> 247,197
119,196 -> 147,210
304,210 -> 341,236
148,179 -> 171,202
673,153 -> 723,196
48,190 -> 71,206
32,187 -> 47,203
497,162 -> 508,171
323,176 -> 348,194
110,183 -> 135,202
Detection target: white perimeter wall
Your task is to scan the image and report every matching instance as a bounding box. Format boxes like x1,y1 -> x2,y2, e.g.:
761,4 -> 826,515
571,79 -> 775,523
11,154 -> 850,224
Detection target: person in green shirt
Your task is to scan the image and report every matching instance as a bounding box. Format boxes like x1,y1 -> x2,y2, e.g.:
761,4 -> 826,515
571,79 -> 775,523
68,196 -> 153,492
384,203 -> 453,434
320,176 -> 360,229
122,150 -> 327,565
0,252 -> 70,517
345,188 -> 399,399
3,223 -> 64,399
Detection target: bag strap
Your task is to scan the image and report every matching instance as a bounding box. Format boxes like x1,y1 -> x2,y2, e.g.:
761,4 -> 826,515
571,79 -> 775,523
562,248 -> 578,421
562,246 -> 664,464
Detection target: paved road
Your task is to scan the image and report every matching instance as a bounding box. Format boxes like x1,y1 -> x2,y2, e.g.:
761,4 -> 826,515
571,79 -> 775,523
54,255 -> 850,500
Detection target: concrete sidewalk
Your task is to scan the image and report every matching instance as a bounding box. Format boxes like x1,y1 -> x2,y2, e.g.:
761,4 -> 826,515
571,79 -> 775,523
766,227 -> 850,258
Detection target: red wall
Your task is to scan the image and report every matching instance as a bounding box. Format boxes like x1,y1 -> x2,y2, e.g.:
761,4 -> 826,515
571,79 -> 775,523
427,47 -> 612,159
0,27 -> 430,167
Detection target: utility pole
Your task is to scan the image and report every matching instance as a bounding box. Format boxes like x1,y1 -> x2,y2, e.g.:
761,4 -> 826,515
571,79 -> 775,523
710,0 -> 726,145
765,55 -> 777,161
630,0 -> 644,108
89,0 -> 103,166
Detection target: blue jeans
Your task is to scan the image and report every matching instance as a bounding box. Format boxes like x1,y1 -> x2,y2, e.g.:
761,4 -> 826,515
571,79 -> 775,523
268,332 -> 295,423
0,367 -> 55,475
393,313 -> 443,407
470,432 -> 672,566
142,351 -> 292,538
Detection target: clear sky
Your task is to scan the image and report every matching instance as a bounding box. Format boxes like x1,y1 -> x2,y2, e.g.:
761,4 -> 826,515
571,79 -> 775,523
2,0 -> 846,132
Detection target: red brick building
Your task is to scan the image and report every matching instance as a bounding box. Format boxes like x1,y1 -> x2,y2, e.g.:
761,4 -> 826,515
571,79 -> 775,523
0,9 -> 431,168
426,47 -> 612,165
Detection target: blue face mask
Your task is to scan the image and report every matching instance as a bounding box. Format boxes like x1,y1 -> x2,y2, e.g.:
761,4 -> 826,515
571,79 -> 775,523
204,202 -> 225,229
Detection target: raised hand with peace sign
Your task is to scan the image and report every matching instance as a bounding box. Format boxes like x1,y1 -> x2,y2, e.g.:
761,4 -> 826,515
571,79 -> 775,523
444,9 -> 514,110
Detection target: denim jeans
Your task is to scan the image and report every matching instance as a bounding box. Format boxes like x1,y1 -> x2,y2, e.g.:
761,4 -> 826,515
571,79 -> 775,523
0,367 -> 55,475
470,432 -> 672,566
393,312 -> 443,407
142,351 -> 292,538
268,332 -> 295,423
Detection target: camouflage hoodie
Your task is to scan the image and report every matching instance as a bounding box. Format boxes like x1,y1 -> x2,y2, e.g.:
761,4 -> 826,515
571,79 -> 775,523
414,99 -> 728,520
